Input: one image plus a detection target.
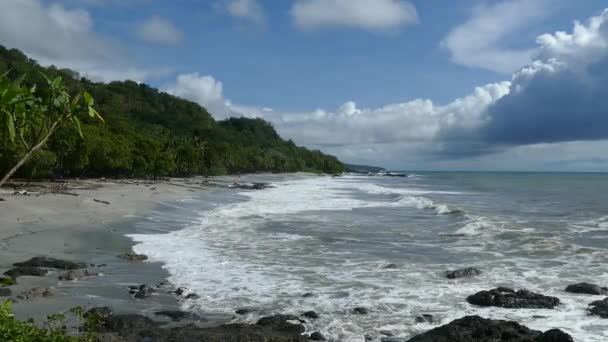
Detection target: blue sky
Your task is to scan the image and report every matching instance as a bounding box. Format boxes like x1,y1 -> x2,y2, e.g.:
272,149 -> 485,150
1,0 -> 608,171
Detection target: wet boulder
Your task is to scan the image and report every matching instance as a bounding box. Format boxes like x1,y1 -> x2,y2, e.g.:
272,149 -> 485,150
14,256 -> 86,270
302,311 -> 319,319
4,267 -> 47,278
406,315 -> 573,342
467,287 -> 560,309
353,307 -> 369,315
445,267 -> 481,279
59,268 -> 98,281
132,284 -> 155,299
117,253 -> 148,262
17,287 -> 53,300
565,282 -> 608,295
309,331 -> 326,341
415,314 -> 435,324
154,310 -> 202,321
256,314 -> 306,334
588,297 -> 608,318
384,264 -> 399,269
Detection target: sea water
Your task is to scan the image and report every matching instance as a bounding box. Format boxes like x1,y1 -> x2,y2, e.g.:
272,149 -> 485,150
129,172 -> 608,341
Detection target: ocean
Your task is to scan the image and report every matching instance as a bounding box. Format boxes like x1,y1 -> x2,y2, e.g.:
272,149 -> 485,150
128,172 -> 608,341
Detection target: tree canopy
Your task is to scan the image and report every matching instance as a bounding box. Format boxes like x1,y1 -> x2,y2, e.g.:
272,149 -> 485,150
0,45 -> 344,179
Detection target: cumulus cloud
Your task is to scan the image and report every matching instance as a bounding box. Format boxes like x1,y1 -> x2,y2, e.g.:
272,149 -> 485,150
136,16 -> 183,45
0,0 -> 160,82
290,0 -> 418,31
166,8 -> 608,170
442,0 -> 549,73
225,0 -> 266,24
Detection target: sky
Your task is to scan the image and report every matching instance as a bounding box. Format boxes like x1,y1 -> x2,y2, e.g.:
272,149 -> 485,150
1,0 -> 608,171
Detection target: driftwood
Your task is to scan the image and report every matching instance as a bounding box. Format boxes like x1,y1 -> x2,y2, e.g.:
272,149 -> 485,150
93,199 -> 110,205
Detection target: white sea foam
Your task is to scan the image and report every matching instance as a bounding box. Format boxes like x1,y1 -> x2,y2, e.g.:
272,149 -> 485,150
128,175 -> 608,341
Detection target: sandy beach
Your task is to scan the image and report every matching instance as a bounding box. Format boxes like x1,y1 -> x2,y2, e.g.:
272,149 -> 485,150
0,177 -> 214,321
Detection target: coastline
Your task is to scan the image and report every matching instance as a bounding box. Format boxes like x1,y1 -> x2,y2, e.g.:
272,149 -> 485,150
0,178 -> 203,321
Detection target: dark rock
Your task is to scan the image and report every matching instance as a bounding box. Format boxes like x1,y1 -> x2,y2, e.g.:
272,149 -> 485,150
185,293 -> 200,299
310,331 -> 326,341
14,256 -> 86,270
537,329 -> 574,342
117,252 -> 148,262
565,282 -> 608,295
353,307 -> 369,315
380,330 -> 395,336
302,311 -> 319,319
59,268 -> 98,281
384,264 -> 398,269
85,307 -> 114,320
0,288 -> 11,296
235,308 -> 255,315
154,311 -> 202,321
415,314 -> 435,324
0,198 -> 5,201
467,287 -> 560,309
406,315 -> 573,342
588,297 -> 608,318
231,182 -> 272,190
382,338 -> 406,342
302,292 -> 315,298
445,267 -> 481,279
174,287 -> 187,296
4,267 -> 47,278
17,287 -> 53,300
133,285 -> 155,299
256,314 -> 306,334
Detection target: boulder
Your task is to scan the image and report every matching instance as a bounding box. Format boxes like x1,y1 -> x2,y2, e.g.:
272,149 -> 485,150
185,293 -> 200,300
565,282 -> 608,295
235,308 -> 256,315
17,287 -> 53,300
406,315 -> 573,342
132,285 -> 155,299
384,264 -> 399,269
4,267 -> 47,278
256,315 -> 306,334
309,331 -> 326,341
353,307 -> 369,315
467,287 -> 560,309
117,253 -> 148,262
302,292 -> 315,298
588,297 -> 608,318
302,311 -> 319,319
0,288 -> 11,296
445,267 -> 481,279
14,256 -> 86,270
415,314 -> 435,324
154,310 -> 202,321
59,268 -> 98,281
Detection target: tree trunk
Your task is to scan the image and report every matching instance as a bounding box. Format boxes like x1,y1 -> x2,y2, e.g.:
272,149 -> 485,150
0,125 -> 57,188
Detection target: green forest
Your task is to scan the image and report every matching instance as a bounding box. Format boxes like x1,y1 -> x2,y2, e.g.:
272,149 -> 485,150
0,46 -> 343,180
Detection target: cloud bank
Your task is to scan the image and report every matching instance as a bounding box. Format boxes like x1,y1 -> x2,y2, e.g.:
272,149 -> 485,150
136,16 -> 183,45
169,8 -> 608,169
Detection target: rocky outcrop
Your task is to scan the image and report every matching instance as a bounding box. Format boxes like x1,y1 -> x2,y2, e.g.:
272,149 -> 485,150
302,311 -> 319,319
445,267 -> 481,279
565,282 -> 608,295
97,311 -> 310,341
117,253 -> 148,262
129,284 -> 155,299
14,256 -> 86,270
415,314 -> 435,324
588,297 -> 608,318
309,331 -> 326,341
58,268 -> 98,281
467,287 -> 560,309
154,311 -> 202,321
406,315 -> 573,342
16,287 -> 53,300
4,267 -> 47,278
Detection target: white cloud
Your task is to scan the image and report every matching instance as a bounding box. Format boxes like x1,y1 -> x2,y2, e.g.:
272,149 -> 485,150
442,0 -> 549,73
136,16 -> 183,45
225,0 -> 265,24
290,0 -> 418,31
0,0 -> 160,82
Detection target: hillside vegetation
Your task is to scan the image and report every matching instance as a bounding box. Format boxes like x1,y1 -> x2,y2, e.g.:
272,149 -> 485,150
0,46 -> 343,180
